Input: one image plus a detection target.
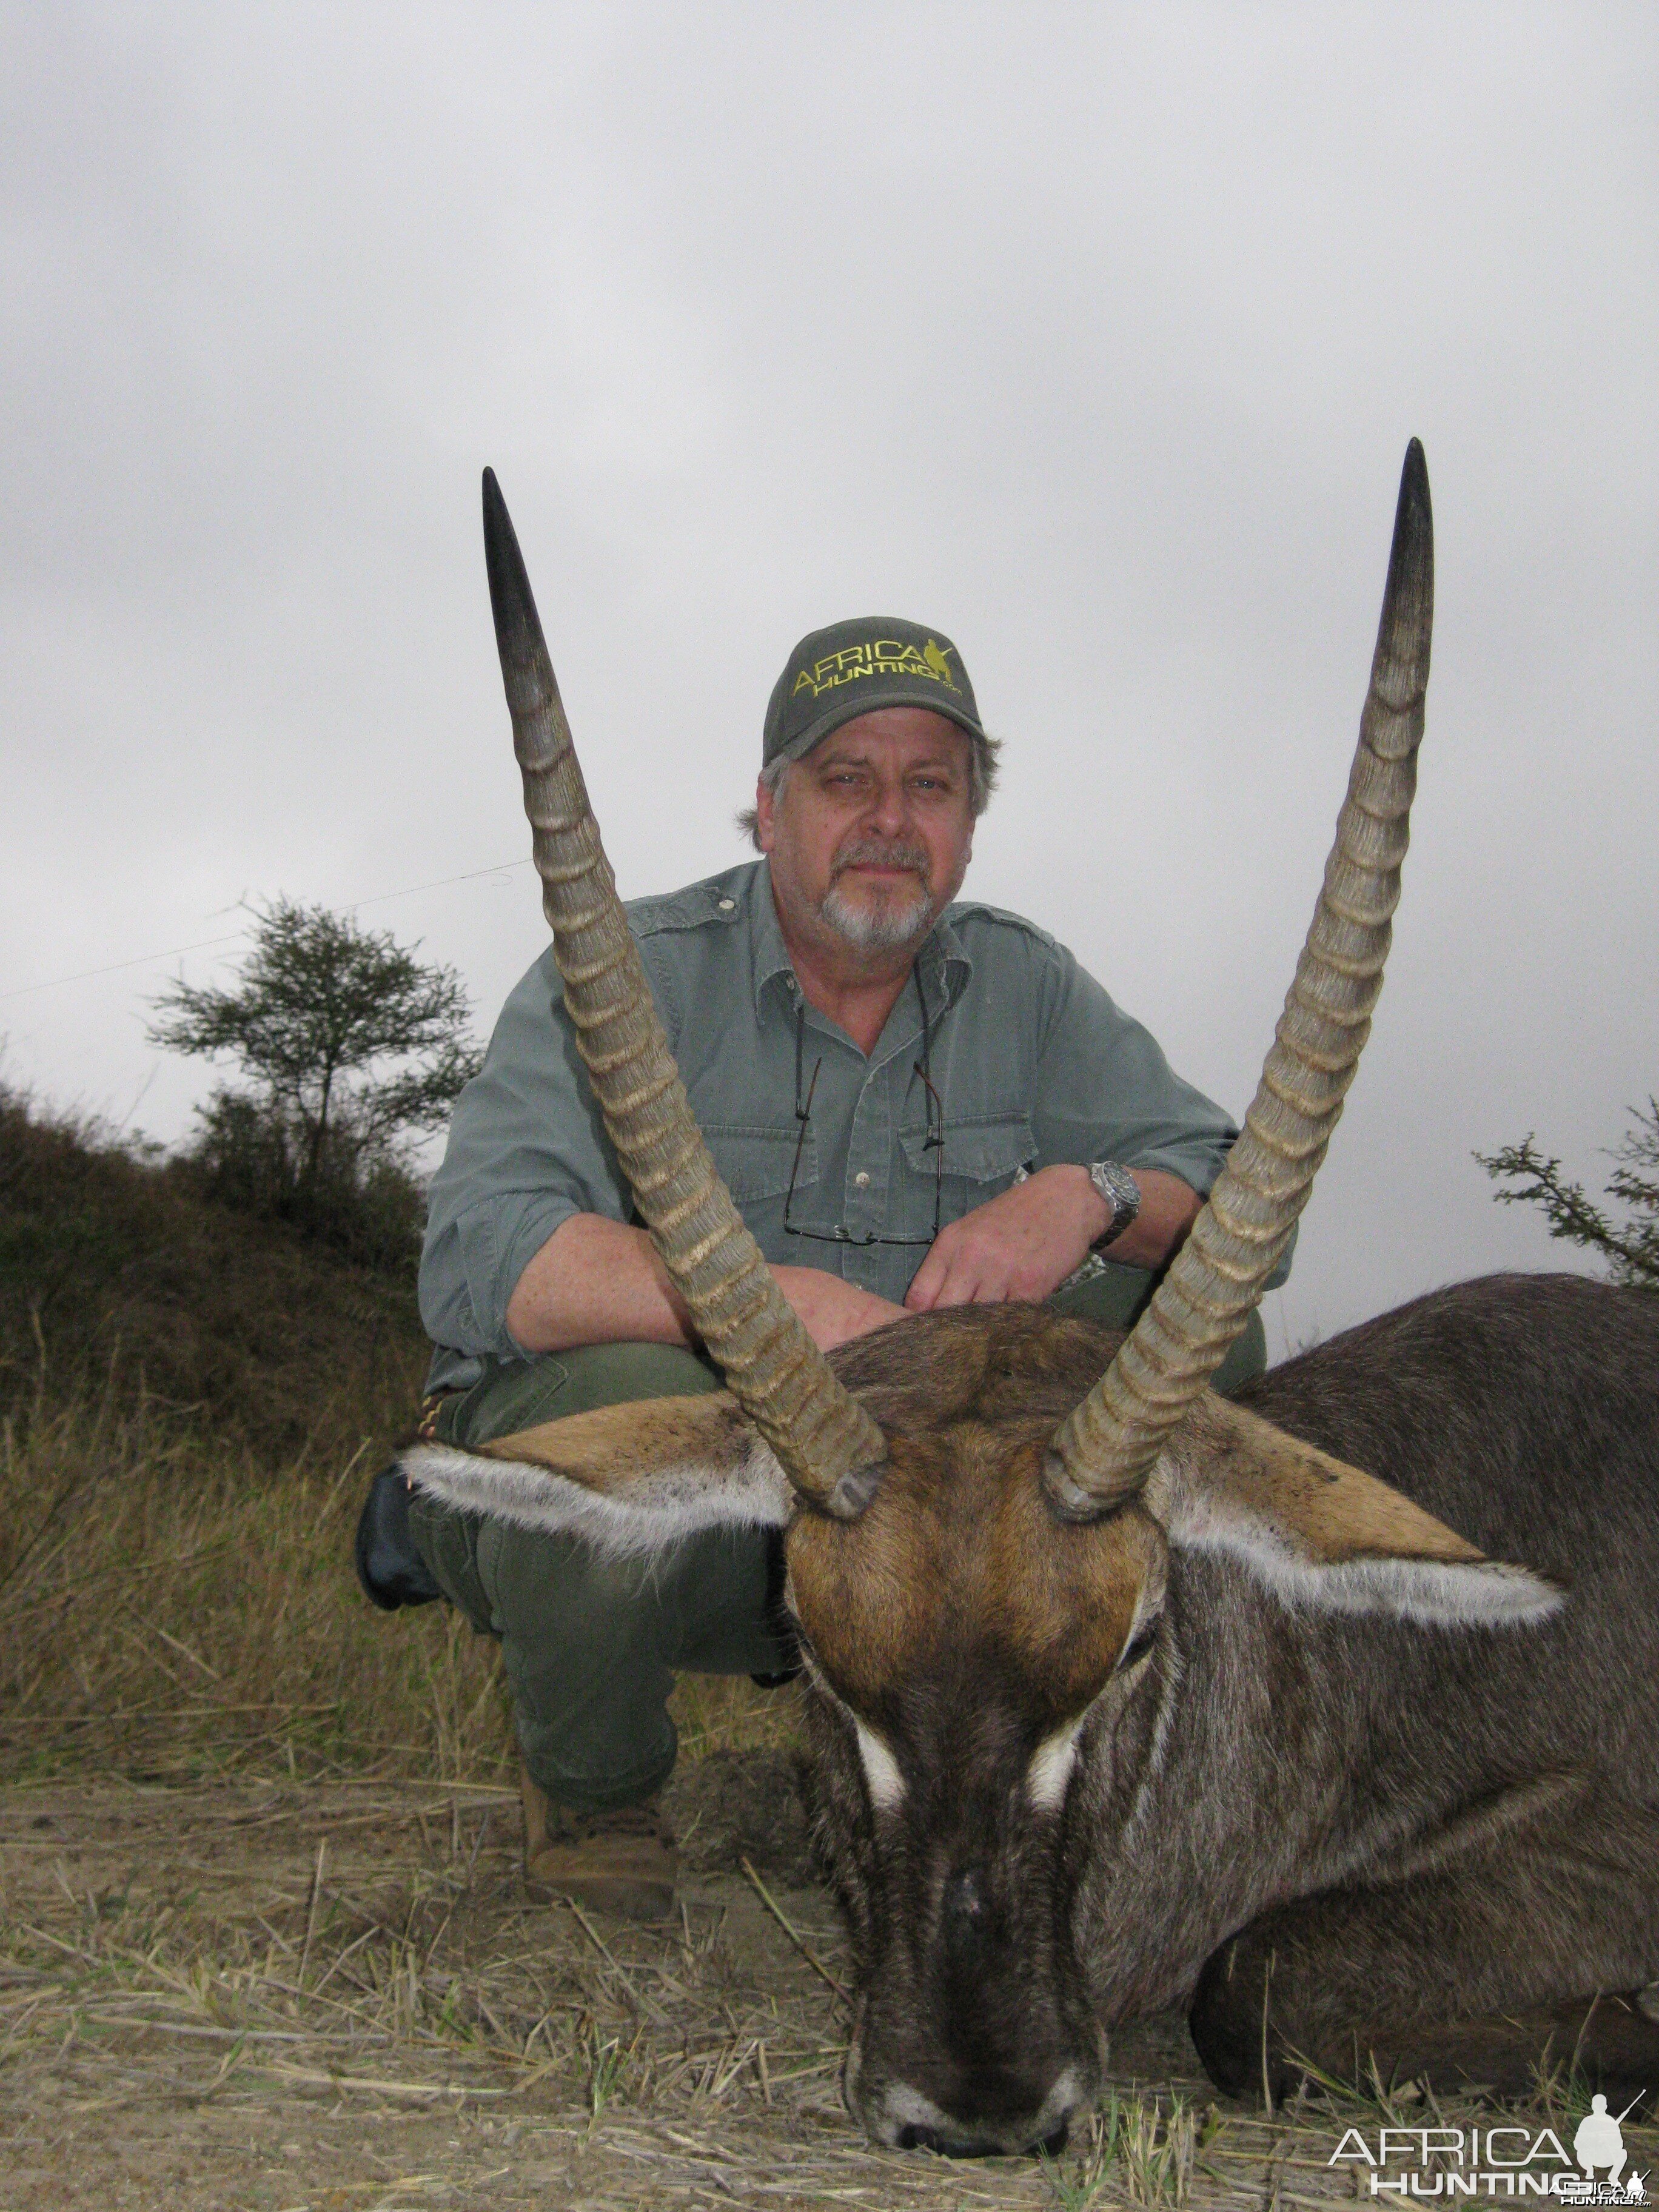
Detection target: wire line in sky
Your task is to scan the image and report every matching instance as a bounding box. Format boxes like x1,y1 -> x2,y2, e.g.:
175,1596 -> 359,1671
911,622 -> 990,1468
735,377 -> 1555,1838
2,857 -> 531,1004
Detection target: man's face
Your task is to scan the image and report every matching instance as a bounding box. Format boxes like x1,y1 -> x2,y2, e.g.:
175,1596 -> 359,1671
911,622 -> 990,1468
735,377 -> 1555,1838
756,710 -> 976,959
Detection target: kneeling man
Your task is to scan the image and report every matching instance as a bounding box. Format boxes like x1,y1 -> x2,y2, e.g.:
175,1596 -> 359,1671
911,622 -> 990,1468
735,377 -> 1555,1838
398,618 -> 1279,1916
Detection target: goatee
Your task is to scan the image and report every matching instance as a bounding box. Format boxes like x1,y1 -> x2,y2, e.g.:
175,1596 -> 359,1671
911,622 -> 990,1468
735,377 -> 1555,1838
819,839 -> 938,952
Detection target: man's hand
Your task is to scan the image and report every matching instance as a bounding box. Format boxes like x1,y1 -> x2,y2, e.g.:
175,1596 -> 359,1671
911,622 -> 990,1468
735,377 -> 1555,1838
773,1265 -> 910,1352
904,1165 -> 1105,1311
903,1164 -> 1204,1312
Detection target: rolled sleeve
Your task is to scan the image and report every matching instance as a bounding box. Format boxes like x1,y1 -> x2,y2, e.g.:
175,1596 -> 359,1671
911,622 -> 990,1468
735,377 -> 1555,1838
419,945 -> 635,1381
421,1189 -> 582,1364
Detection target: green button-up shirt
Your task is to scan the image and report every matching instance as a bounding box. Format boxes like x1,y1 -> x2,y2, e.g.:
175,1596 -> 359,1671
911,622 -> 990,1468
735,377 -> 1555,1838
420,860 -> 1261,1389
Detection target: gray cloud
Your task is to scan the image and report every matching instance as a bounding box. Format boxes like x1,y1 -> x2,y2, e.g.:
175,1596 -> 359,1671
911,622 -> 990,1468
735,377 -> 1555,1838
3,2 -> 1655,1350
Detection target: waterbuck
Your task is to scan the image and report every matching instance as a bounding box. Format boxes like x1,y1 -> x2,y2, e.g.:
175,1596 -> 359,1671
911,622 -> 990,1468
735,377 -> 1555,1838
400,447 -> 1659,2152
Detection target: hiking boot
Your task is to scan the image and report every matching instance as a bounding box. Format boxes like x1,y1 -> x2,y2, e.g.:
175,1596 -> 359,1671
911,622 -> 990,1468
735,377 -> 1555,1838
518,1760 -> 677,1922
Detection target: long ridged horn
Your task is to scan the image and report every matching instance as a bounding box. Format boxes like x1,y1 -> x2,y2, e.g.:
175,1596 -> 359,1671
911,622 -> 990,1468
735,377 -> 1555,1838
1045,440 -> 1433,1517
481,470 -> 886,1518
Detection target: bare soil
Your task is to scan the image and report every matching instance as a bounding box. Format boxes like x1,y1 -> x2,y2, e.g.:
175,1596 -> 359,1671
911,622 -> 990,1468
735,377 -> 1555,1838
2,1763 -> 1644,2211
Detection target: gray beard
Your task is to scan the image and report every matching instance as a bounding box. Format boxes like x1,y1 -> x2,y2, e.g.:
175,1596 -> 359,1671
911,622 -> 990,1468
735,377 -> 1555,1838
819,842 -> 937,952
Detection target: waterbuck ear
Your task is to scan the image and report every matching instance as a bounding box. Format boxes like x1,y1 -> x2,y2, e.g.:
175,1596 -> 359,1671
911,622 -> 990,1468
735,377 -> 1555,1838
396,1393 -> 788,1558
1147,1396 -> 1564,1628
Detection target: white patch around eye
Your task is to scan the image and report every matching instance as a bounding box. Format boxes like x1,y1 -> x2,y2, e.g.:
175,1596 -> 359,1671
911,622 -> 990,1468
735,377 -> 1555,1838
1027,1718 -> 1084,1812
396,1438 -> 788,1559
853,1716 -> 906,1811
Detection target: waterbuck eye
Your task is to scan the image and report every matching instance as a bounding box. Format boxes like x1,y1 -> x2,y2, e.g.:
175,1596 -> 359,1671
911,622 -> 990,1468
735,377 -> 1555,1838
1116,1618 -> 1160,1672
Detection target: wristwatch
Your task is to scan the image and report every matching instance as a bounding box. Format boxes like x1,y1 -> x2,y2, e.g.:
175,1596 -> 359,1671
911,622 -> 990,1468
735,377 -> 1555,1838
1087,1160 -> 1141,1250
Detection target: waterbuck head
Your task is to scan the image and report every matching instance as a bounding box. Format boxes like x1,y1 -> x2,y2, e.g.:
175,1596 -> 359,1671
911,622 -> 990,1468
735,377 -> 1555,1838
405,449 -> 1557,2152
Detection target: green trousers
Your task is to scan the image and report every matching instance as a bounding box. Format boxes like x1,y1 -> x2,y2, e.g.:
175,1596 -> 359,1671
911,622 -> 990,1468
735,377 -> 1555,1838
409,1265 -> 1266,1814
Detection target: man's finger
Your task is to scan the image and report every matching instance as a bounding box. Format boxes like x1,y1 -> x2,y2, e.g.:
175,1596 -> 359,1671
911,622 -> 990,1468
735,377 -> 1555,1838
933,1259 -> 999,1308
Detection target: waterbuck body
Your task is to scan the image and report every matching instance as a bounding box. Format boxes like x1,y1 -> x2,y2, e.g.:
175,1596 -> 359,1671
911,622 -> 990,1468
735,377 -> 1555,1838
405,1272 -> 1659,2144
398,448 -> 1659,2149
795,1274 -> 1659,2143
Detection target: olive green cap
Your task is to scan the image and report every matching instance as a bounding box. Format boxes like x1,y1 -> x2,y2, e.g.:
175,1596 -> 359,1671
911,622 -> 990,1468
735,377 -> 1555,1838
762,616 -> 984,768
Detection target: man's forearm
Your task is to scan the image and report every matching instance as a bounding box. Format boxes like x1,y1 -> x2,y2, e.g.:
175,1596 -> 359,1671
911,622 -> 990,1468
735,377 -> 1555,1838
504,1215 -> 698,1353
503,1213 -> 909,1355
1098,1166 -> 1202,1270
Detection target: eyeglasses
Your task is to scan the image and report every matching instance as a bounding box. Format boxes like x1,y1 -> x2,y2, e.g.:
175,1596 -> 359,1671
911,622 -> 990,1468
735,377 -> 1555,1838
783,968 -> 945,1248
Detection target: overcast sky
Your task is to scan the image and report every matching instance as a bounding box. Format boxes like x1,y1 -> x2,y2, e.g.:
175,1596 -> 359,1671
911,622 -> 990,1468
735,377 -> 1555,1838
2,4 -> 1655,1353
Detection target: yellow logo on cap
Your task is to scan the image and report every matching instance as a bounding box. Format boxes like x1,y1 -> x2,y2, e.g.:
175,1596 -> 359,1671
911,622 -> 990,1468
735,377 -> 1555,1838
791,637 -> 959,700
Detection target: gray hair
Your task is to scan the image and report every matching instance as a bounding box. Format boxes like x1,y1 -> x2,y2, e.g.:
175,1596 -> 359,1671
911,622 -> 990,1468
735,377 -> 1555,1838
735,728 -> 1002,849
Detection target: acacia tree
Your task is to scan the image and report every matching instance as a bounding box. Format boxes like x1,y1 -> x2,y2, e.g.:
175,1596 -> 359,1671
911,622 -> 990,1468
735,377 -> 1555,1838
149,899 -> 483,1235
1477,1100 -> 1659,1292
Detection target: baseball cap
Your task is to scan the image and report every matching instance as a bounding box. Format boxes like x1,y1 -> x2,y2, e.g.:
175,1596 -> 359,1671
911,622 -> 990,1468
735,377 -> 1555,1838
762,617 -> 985,768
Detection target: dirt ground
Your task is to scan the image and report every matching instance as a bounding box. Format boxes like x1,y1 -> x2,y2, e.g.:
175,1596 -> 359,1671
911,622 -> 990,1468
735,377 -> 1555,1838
3,1761 -> 1645,2212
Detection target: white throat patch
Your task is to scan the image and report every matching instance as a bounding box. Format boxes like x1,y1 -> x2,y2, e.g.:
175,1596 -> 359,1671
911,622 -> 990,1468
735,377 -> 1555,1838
1027,1718 -> 1084,1813
854,1717 -> 906,1812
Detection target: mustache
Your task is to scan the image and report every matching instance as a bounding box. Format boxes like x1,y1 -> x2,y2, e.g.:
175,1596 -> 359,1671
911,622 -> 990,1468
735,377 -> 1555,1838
830,838 -> 931,882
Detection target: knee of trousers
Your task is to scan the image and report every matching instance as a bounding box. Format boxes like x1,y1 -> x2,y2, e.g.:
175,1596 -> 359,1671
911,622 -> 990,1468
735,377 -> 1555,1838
480,1519 -> 670,1659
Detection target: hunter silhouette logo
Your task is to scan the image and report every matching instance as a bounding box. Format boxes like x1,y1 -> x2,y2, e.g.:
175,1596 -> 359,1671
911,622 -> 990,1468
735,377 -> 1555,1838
790,637 -> 960,699
1574,2098 -> 1644,2196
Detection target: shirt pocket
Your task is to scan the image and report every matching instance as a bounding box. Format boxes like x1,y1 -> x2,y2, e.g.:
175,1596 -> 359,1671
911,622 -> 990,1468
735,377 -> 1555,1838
898,1110 -> 1035,1199
703,1122 -> 819,1204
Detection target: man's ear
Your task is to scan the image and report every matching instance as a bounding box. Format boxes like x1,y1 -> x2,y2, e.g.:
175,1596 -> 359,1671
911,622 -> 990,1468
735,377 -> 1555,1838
1145,1395 -> 1564,1627
395,1393 -> 788,1558
753,773 -> 777,853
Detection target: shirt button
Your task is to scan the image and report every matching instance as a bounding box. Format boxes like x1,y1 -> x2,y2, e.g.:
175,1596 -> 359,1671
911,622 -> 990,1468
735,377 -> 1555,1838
854,1171 -> 871,1188
717,897 -> 735,911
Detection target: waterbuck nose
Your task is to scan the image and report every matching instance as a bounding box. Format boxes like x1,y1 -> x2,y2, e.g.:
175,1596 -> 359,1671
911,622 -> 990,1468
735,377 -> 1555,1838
894,2119 -> 1070,2159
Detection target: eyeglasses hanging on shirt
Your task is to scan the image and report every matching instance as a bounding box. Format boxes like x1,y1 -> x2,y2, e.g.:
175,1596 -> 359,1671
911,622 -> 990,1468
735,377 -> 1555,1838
782,969 -> 944,1248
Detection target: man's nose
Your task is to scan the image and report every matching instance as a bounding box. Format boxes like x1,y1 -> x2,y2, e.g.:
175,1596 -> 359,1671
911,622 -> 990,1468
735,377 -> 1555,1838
860,776 -> 914,840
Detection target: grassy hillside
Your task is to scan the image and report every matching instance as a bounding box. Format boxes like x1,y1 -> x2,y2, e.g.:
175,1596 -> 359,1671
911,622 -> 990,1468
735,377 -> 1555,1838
0,1089 -> 785,1785
0,1084 -> 425,1461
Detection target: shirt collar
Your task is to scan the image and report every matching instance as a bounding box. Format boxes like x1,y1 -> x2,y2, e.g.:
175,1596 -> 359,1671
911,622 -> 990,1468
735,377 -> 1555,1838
749,860 -> 973,1019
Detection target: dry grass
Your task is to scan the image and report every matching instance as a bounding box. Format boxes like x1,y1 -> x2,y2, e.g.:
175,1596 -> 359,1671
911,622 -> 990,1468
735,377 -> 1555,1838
0,1083 -> 798,1795
8,1775 -> 1649,2211
0,1378 -> 799,1792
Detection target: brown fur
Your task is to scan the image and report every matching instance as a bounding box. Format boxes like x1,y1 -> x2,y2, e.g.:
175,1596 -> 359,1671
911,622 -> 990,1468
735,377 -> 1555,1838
1164,1397 -> 1489,1565
481,1395 -> 753,1481
789,1420 -> 1158,1729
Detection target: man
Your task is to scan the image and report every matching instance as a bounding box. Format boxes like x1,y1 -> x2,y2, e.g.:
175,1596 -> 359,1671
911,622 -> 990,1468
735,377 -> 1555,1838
379,617 -> 1278,1919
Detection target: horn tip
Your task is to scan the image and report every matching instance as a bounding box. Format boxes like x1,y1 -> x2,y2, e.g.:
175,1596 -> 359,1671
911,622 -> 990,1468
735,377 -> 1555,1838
482,467 -> 512,546
1397,438 -> 1432,534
